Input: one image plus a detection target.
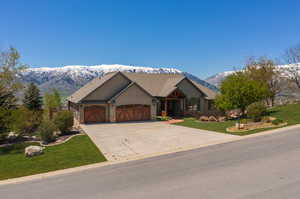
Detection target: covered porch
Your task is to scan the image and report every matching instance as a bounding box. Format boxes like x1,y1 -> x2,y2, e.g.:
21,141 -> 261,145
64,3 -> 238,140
158,89 -> 186,117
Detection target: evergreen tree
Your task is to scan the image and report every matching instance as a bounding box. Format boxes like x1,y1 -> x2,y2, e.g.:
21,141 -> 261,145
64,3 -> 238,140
52,89 -> 62,111
22,83 -> 43,111
0,83 -> 17,109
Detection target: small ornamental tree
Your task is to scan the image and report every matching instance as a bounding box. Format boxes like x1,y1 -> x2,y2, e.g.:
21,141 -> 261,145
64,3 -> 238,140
0,83 -> 16,109
23,83 -> 43,111
44,89 -> 63,119
38,120 -> 56,144
246,102 -> 267,122
0,108 -> 13,141
12,107 -> 42,136
53,110 -> 74,135
214,72 -> 269,115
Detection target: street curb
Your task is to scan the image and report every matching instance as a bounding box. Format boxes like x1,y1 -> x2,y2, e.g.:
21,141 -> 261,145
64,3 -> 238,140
1,124 -> 300,186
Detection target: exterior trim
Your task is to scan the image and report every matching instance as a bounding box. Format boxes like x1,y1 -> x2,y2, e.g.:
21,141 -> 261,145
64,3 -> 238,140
108,82 -> 154,103
176,77 -> 207,98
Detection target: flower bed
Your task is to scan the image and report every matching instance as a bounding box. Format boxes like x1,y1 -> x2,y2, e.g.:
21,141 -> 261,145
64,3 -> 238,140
226,120 -> 287,132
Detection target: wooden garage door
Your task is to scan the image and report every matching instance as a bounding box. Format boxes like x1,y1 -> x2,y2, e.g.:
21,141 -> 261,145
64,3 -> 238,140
116,105 -> 151,122
84,106 -> 106,123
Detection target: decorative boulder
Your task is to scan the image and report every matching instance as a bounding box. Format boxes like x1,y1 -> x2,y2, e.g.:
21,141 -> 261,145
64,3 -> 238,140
208,116 -> 218,122
32,135 -> 39,141
235,123 -> 245,129
218,116 -> 226,122
53,131 -> 61,137
7,132 -> 17,140
199,116 -> 209,121
25,146 -> 45,157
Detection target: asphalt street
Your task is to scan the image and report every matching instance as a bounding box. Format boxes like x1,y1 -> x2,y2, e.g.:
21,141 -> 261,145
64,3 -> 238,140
1,127 -> 300,199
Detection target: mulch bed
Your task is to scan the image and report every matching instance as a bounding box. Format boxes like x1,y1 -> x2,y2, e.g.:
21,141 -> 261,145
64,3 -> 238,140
226,122 -> 287,132
0,127 -> 84,148
167,119 -> 184,124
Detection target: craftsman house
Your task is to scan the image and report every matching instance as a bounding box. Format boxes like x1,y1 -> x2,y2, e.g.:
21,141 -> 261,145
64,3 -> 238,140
67,71 -> 218,124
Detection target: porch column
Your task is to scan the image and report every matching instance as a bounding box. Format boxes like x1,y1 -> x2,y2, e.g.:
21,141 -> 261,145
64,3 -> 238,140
164,100 -> 167,112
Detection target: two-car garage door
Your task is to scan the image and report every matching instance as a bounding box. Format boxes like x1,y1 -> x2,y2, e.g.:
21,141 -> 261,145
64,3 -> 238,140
116,104 -> 151,122
84,104 -> 151,123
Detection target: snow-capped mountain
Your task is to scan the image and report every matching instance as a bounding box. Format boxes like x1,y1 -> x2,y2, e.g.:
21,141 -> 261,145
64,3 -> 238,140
205,63 -> 300,88
19,64 -> 218,96
205,71 -> 236,88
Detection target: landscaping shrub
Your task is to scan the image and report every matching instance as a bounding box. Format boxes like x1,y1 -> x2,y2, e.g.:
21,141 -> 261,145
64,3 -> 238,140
0,108 -> 12,142
156,116 -> 172,121
240,118 -> 248,124
38,120 -> 56,144
246,102 -> 267,122
262,116 -> 272,123
272,119 -> 283,125
12,107 -> 42,136
53,110 -> 74,135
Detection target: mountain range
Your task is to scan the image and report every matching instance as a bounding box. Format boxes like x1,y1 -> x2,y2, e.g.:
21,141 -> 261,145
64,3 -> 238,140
205,64 -> 300,97
204,64 -> 300,87
19,64 -> 219,97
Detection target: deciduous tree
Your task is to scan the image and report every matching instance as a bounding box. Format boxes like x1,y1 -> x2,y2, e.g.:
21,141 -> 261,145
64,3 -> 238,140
0,47 -> 27,98
245,57 -> 282,106
44,89 -> 63,119
283,44 -> 300,89
214,72 -> 269,114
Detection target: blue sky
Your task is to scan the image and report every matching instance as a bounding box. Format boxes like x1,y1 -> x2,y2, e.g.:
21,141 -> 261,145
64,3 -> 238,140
1,0 -> 300,79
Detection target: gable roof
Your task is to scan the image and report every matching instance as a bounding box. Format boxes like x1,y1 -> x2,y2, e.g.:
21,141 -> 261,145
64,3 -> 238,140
108,81 -> 153,103
67,72 -> 119,103
122,72 -> 185,97
190,80 -> 217,100
67,71 -> 217,103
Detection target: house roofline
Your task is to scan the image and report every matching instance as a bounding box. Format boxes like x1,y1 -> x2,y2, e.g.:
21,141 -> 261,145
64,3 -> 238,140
175,77 -> 208,98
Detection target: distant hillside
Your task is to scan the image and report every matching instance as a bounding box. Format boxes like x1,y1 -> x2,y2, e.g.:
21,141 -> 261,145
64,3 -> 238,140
205,71 -> 235,88
205,64 -> 300,97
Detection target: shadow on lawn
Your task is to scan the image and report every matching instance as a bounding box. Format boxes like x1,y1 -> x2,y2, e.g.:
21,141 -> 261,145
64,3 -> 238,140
265,109 -> 280,116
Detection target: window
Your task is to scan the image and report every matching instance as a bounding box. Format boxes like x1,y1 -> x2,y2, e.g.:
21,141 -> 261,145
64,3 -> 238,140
208,100 -> 214,110
186,97 -> 200,111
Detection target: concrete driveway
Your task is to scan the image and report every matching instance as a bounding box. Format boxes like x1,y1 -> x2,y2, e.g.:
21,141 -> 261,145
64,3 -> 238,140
81,121 -> 237,161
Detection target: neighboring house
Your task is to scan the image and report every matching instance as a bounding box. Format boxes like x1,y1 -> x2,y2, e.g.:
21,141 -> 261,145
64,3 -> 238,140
67,71 -> 218,124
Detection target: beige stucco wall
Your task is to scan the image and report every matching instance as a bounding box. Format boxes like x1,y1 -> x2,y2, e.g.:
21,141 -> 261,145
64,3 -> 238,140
203,99 -> 222,116
68,102 -> 81,127
114,84 -> 156,120
177,79 -> 204,98
177,79 -> 207,113
108,104 -> 116,122
84,73 -> 130,101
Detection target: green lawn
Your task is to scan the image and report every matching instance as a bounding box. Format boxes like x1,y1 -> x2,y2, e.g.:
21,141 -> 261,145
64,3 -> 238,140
175,104 -> 300,136
0,135 -> 106,180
